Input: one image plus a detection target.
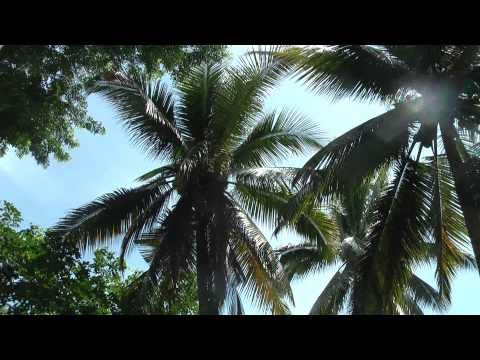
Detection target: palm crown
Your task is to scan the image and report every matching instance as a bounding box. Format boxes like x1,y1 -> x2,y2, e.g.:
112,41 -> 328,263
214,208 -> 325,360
51,50 -> 323,314
274,46 -> 480,306
278,169 -> 475,314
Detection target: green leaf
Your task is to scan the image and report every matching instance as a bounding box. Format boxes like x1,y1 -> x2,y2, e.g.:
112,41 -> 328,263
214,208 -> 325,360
231,109 -> 323,170
89,69 -> 185,160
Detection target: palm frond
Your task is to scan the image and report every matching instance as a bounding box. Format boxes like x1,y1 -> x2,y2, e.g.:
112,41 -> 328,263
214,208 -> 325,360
282,207 -> 339,250
233,169 -> 338,247
89,69 -> 185,160
176,140 -> 210,191
119,188 -> 174,264
221,276 -> 245,315
398,294 -> 424,315
352,155 -> 432,314
363,165 -> 390,228
139,195 -> 196,283
176,62 -> 225,142
50,181 -> 171,253
228,201 -> 293,315
406,274 -> 448,313
277,45 -> 410,103
458,252 -> 478,270
383,46 -> 442,72
135,165 -> 176,182
235,167 -> 299,190
232,167 -> 296,228
331,166 -> 390,242
447,46 -> 480,74
278,243 -> 338,282
213,46 -> 293,159
309,266 -> 352,315
231,109 -> 323,170
426,148 -> 470,301
295,103 -> 417,198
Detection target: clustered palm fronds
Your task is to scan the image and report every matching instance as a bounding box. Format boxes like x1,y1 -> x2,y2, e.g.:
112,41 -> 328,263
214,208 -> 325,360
273,45 -> 480,313
51,46 -> 480,315
278,167 -> 475,314
50,49 -> 323,315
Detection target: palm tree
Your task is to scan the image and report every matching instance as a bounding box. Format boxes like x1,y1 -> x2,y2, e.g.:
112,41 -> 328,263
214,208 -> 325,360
275,46 -> 480,273
50,50 -> 323,314
277,169 -> 476,314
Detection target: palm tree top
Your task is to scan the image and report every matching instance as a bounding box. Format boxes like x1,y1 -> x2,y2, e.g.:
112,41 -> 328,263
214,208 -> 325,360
277,173 -> 475,314
273,45 -> 480,310
277,45 -> 480,106
50,48 -> 323,314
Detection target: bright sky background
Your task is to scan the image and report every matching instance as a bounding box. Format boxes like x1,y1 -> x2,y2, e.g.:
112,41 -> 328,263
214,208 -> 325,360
1,45 -> 480,314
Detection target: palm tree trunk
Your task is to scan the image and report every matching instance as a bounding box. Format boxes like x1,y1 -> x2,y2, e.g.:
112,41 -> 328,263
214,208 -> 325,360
196,209 -> 219,315
212,191 -> 228,312
196,215 -> 219,315
440,119 -> 480,270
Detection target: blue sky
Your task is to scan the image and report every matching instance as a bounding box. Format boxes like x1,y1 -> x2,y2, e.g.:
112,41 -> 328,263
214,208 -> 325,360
1,45 -> 479,314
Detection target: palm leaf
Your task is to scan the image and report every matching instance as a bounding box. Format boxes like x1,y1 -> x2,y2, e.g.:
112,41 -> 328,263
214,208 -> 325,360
308,266 -> 352,315
135,165 -> 176,182
140,195 -> 196,283
89,69 -> 185,160
352,155 -> 432,314
176,62 -> 225,142
233,167 -> 295,228
398,294 -> 424,315
227,201 -> 293,315
233,169 -> 338,247
278,243 -> 338,282
119,188 -> 174,264
231,109 -> 323,170
295,103 -> 418,198
383,46 -> 443,72
406,274 -> 448,313
51,181 -> 171,252
277,45 -> 410,103
213,46 -> 293,164
424,149 -> 471,300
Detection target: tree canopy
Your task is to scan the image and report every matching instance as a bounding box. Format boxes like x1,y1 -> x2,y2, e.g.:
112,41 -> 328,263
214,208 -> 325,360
277,45 -> 480,289
0,45 -> 228,166
0,200 -> 198,314
51,50 -> 322,314
278,170 -> 476,314
5,45 -> 480,315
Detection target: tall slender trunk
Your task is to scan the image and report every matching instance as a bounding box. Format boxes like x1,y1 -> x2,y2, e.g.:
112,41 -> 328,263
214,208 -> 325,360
196,218 -> 208,314
440,119 -> 480,270
195,177 -> 227,315
352,282 -> 384,315
196,215 -> 219,315
212,189 -> 228,311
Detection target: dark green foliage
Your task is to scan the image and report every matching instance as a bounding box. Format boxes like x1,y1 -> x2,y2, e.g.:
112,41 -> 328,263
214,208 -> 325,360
278,45 -> 480,277
351,156 -> 433,314
51,50 -> 322,314
118,271 -> 199,315
0,45 -> 228,166
278,167 -> 473,315
0,201 -> 198,314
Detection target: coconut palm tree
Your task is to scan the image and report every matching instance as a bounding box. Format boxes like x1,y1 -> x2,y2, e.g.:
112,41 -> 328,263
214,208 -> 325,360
50,50 -> 323,314
277,168 -> 476,314
275,46 -> 480,273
